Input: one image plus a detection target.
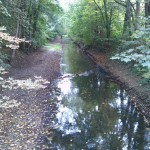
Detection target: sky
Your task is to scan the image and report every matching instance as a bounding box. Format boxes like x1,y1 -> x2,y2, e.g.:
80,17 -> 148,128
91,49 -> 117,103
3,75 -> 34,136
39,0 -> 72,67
58,0 -> 78,10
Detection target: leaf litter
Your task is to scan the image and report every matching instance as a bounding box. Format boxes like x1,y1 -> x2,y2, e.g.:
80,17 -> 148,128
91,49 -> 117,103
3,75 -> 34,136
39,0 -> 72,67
0,46 -> 62,149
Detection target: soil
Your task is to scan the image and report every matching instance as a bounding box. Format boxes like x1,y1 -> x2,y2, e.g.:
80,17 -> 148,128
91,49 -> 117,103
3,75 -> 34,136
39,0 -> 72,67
86,50 -> 150,124
0,44 -> 62,149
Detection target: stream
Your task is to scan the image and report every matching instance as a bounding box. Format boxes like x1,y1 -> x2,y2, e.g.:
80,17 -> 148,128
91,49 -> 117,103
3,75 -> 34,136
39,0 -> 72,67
49,44 -> 150,149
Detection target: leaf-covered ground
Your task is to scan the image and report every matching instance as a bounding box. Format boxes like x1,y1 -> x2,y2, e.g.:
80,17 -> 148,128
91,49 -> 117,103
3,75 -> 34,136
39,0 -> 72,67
0,45 -> 62,149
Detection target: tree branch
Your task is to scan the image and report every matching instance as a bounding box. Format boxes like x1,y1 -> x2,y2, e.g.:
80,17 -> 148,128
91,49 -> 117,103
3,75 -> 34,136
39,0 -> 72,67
114,0 -> 126,7
93,0 -> 106,26
129,0 -> 136,13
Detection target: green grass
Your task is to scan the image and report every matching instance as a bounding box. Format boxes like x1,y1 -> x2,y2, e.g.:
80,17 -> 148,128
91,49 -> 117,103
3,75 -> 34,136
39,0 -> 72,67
43,43 -> 62,51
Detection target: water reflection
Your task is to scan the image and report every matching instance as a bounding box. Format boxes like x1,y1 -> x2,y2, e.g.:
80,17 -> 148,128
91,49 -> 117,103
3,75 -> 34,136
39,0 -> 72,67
51,44 -> 150,149
56,105 -> 81,136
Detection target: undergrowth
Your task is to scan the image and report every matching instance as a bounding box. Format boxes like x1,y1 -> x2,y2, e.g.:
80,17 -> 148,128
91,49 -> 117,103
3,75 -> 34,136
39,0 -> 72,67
111,25 -> 150,90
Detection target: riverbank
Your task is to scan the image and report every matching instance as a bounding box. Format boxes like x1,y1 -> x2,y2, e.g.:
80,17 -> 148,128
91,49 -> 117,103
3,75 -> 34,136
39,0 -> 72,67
84,50 -> 150,124
0,45 -> 62,149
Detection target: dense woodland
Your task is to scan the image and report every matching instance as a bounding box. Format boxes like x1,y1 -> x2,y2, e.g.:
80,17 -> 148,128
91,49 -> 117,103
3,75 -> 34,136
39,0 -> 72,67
0,0 -> 64,95
0,0 -> 62,59
0,0 -> 150,87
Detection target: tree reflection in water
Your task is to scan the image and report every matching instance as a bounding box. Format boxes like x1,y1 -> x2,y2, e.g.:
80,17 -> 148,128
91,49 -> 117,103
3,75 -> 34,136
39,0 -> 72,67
49,44 -> 149,149
52,72 -> 147,149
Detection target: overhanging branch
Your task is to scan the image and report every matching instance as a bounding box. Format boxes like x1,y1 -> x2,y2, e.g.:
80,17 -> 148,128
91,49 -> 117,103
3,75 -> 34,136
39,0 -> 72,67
114,0 -> 126,7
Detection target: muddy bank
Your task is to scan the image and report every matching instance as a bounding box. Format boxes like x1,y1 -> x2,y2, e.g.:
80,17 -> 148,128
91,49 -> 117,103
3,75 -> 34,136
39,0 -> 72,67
83,50 -> 150,124
0,47 -> 62,149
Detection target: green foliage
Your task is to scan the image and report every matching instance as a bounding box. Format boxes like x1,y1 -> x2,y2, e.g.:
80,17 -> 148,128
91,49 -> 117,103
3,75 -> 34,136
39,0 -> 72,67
111,23 -> 150,87
0,0 -> 63,50
0,0 -> 10,17
0,51 -> 10,69
143,71 -> 150,78
67,0 -> 123,49
32,0 -> 63,46
111,26 -> 150,67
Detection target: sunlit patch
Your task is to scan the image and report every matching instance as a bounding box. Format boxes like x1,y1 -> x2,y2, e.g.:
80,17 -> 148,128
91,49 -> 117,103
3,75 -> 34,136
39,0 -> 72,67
0,67 -> 8,74
0,96 -> 21,108
58,0 -> 78,11
43,43 -> 61,51
55,105 -> 81,136
109,90 -> 128,109
134,122 -> 138,133
95,105 -> 99,112
57,78 -> 72,94
9,76 -> 50,90
73,88 -> 79,94
98,80 -> 101,87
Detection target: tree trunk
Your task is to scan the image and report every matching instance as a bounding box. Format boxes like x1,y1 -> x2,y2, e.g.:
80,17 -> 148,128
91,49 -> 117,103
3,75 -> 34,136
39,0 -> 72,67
103,0 -> 110,39
123,0 -> 132,35
26,0 -> 32,41
135,0 -> 140,30
145,0 -> 150,26
145,0 -> 150,17
12,0 -> 21,58
32,0 -> 41,37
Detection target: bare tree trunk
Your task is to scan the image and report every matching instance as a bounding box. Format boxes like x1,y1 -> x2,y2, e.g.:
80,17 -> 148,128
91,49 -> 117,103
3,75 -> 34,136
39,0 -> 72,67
33,0 -> 41,38
27,0 -> 32,41
16,0 -> 21,38
127,0 -> 132,35
12,0 -> 21,58
123,0 -> 132,35
135,0 -> 140,30
145,0 -> 150,26
145,0 -> 150,17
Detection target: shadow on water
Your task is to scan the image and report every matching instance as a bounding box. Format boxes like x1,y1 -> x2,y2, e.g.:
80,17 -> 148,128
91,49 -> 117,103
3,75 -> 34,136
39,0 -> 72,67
50,44 -> 150,149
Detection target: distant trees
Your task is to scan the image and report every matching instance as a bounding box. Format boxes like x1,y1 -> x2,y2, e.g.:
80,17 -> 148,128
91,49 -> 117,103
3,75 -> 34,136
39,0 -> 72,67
145,0 -> 150,17
67,0 -> 150,49
68,0 -> 124,48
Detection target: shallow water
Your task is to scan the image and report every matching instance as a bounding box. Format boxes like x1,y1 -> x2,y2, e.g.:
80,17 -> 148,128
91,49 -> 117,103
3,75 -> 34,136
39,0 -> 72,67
51,44 -> 150,150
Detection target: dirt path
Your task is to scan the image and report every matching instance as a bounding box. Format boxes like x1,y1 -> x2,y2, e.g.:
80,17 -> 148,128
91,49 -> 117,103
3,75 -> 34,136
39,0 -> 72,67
86,50 -> 150,124
0,47 -> 62,149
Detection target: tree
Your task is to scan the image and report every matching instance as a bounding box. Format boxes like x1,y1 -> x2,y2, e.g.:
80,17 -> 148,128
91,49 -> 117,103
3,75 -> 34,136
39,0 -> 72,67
145,0 -> 150,17
135,0 -> 140,30
93,0 -> 114,40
